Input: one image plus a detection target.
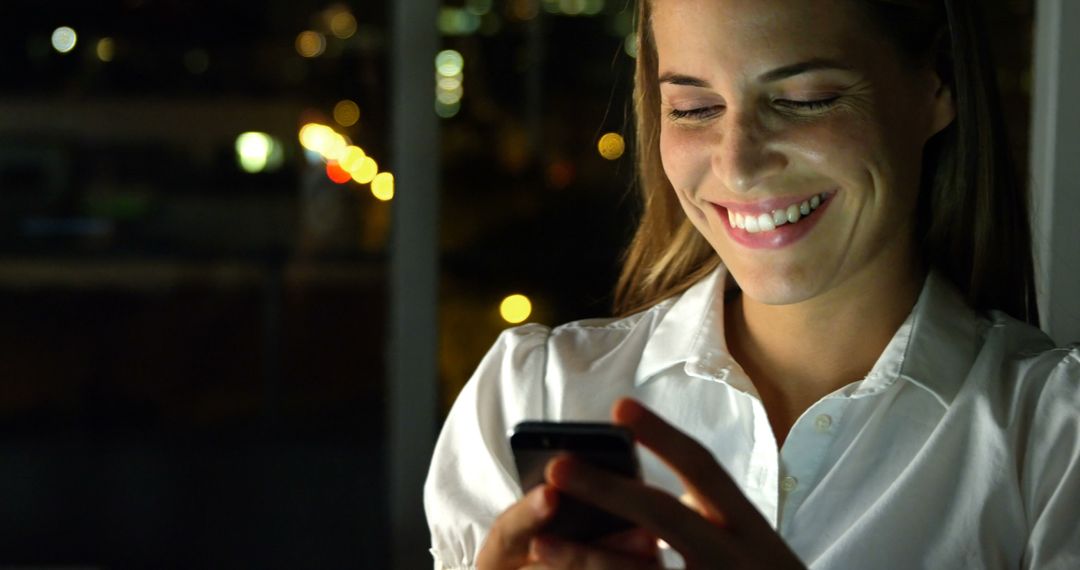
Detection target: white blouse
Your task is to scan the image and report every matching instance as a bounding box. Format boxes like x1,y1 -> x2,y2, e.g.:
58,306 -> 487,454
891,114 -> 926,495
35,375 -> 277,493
424,267 -> 1080,569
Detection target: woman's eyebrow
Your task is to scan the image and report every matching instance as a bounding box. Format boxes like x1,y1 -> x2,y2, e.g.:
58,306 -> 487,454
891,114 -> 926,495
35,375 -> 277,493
658,58 -> 855,88
757,58 -> 855,82
658,72 -> 711,87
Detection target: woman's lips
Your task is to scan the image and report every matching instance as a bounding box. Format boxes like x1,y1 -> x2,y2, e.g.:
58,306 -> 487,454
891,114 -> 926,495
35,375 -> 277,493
711,191 -> 834,250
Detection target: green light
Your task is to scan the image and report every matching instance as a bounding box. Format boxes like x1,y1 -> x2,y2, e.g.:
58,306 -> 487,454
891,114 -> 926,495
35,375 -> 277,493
235,132 -> 284,174
435,50 -> 465,77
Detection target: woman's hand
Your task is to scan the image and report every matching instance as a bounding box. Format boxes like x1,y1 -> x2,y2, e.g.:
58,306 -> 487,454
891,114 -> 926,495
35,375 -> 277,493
477,478 -> 659,569
526,398 -> 806,569
476,484 -> 558,569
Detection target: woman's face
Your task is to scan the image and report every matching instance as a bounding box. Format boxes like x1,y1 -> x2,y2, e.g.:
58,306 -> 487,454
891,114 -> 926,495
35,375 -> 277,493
654,0 -> 954,306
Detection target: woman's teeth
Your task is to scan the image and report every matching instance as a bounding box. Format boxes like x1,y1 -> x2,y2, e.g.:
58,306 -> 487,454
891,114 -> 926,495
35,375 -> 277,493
728,193 -> 828,234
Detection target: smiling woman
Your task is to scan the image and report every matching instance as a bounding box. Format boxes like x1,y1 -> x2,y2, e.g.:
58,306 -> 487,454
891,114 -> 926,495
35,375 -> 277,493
619,0 -> 1035,322
424,1 -> 1079,569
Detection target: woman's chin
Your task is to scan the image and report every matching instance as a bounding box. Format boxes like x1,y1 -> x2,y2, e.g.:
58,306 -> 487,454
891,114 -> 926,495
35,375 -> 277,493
724,263 -> 828,307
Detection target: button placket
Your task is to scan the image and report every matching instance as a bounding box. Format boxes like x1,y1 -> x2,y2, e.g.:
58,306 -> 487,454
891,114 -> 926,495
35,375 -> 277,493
748,398 -> 780,527
776,401 -> 846,528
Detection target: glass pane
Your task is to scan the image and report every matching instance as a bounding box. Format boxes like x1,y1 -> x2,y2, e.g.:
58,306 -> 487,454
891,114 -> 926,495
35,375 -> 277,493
0,1 -> 389,566
436,2 -> 640,411
435,0 -> 1036,415
0,0 -> 1034,566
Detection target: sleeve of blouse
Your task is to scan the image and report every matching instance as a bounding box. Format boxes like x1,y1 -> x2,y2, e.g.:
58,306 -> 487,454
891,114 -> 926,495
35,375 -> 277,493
1022,346 -> 1080,570
424,323 -> 551,570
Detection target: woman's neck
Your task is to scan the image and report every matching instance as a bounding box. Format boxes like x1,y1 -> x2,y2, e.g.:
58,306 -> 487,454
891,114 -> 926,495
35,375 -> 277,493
724,260 -> 925,446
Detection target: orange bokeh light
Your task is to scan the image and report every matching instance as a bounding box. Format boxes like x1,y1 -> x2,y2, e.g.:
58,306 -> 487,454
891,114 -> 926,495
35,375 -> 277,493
326,161 -> 352,184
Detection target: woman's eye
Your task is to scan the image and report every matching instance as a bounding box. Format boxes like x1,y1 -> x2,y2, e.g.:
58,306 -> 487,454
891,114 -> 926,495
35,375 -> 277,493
667,106 -> 722,121
773,97 -> 840,112
665,97 -> 838,121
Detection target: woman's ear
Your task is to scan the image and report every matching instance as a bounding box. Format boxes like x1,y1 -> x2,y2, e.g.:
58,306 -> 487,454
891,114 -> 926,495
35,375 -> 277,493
927,73 -> 957,139
926,31 -> 956,140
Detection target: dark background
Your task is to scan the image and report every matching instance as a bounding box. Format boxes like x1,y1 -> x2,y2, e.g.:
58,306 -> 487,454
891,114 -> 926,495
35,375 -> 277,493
0,0 -> 1034,567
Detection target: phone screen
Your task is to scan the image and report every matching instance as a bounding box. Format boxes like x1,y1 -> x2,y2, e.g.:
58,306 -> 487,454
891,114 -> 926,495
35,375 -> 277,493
510,421 -> 641,541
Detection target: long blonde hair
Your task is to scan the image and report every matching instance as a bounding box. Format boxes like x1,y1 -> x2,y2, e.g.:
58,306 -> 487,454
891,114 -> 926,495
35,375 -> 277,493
612,0 -> 719,317
613,0 -> 1039,325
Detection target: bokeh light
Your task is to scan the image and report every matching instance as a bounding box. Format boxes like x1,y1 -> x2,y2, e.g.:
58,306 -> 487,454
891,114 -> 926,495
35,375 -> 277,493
435,100 -> 461,118
296,31 -> 326,58
51,27 -> 77,54
559,0 -> 585,16
508,0 -> 540,21
624,34 -> 638,58
330,11 -> 358,39
235,132 -> 284,174
333,99 -> 361,127
322,132 -> 348,161
436,50 -> 465,118
547,160 -> 575,189
435,50 -> 464,77
544,0 -> 604,16
338,145 -> 366,172
466,0 -> 494,15
299,123 -> 334,152
610,10 -> 633,35
437,75 -> 462,91
436,86 -> 464,105
297,121 -> 389,190
439,8 -> 482,35
500,294 -> 533,324
351,156 -> 378,184
96,37 -> 115,62
371,172 -> 394,201
597,132 -> 625,160
326,161 -> 352,184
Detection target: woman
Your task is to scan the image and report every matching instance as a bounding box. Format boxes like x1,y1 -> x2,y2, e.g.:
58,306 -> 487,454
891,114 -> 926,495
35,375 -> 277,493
425,0 -> 1080,568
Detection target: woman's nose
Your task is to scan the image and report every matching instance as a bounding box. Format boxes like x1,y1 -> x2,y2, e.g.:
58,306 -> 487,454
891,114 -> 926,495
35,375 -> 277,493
712,111 -> 786,193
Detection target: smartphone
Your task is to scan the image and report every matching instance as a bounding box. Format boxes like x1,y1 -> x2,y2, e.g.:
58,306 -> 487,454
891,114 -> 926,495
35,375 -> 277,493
510,421 -> 642,541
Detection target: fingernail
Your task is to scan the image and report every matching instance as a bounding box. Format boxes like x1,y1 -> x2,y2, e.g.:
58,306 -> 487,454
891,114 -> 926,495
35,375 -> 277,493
531,486 -> 552,517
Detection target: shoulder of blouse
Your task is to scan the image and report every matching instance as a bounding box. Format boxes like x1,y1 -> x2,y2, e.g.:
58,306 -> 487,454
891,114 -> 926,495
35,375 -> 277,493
978,308 -> 1079,388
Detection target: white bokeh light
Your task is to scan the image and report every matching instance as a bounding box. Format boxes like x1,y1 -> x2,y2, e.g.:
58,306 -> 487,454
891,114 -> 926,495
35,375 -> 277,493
51,26 -> 77,54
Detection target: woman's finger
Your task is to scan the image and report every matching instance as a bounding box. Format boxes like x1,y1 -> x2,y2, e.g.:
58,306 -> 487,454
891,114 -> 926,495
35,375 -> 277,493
529,534 -> 661,570
611,398 -> 759,530
609,399 -> 805,568
545,456 -> 735,560
592,527 -> 657,559
476,484 -> 558,569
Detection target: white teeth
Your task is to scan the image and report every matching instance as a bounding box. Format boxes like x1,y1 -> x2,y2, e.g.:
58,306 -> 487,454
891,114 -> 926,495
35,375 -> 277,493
731,193 -> 829,234
786,204 -> 801,224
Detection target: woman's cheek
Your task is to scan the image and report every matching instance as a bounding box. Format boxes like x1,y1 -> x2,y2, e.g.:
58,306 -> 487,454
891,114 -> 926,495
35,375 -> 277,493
659,127 -> 709,199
